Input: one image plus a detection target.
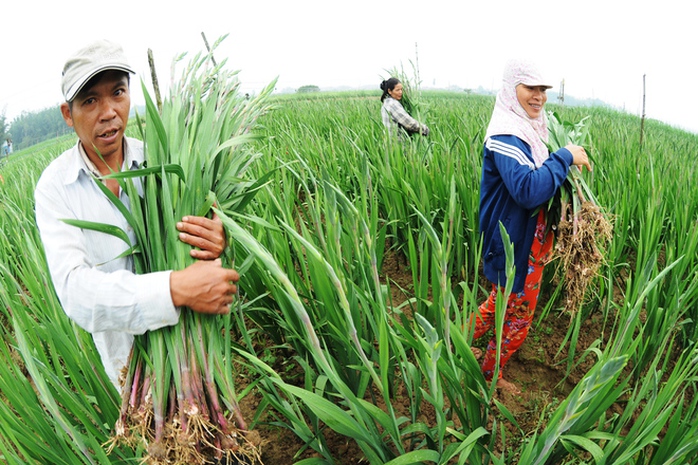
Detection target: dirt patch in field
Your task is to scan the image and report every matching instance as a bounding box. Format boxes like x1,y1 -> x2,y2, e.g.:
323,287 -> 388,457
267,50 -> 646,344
238,247 -> 607,464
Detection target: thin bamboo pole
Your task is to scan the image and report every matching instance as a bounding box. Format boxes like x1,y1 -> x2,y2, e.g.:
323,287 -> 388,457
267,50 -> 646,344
640,74 -> 646,148
147,49 -> 162,112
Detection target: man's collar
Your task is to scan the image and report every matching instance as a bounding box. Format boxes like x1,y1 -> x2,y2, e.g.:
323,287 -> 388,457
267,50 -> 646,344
122,137 -> 141,170
66,137 -> 140,186
77,142 -> 103,178
77,138 -> 140,176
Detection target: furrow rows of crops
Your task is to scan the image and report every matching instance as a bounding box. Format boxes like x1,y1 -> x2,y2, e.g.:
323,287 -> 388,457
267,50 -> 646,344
1,86 -> 698,464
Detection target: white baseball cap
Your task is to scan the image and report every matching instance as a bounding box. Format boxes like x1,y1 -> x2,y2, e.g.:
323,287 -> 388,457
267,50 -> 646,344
61,40 -> 135,102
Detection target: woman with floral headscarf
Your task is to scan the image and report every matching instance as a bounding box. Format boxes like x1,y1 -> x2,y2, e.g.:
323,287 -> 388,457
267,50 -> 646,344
471,59 -> 592,394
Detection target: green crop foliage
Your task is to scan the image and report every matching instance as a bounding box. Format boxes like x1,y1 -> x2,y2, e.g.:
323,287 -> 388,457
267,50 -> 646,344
1,71 -> 698,464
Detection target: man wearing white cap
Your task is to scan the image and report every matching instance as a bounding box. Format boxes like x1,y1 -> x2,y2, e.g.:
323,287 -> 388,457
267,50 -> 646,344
34,40 -> 240,388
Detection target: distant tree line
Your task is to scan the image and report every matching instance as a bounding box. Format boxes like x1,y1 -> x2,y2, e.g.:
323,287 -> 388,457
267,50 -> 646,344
0,112 -> 7,147
6,106 -> 71,151
297,85 -> 320,93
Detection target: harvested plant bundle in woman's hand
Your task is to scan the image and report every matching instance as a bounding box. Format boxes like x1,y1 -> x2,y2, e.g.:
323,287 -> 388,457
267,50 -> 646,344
99,37 -> 276,464
546,112 -> 613,314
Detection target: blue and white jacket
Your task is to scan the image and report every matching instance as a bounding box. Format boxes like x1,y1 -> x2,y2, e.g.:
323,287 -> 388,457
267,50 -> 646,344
479,134 -> 573,293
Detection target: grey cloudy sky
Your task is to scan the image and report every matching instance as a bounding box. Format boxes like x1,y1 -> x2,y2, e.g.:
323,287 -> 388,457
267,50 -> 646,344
1,0 -> 694,133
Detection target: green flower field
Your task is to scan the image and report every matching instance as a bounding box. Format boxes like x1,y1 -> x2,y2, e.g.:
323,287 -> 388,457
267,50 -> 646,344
1,68 -> 698,464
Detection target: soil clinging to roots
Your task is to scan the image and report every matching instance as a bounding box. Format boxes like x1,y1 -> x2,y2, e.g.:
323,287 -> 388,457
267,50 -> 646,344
552,201 -> 613,314
106,402 -> 263,464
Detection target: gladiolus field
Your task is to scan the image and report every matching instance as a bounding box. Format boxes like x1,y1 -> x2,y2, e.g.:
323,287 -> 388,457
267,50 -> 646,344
2,47 -> 698,464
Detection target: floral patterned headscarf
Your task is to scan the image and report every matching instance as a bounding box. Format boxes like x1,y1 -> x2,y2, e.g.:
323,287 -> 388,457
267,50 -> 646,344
485,59 -> 552,167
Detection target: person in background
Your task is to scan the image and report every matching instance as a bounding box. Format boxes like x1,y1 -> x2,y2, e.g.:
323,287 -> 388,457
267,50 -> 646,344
380,77 -> 429,139
34,40 -> 240,388
471,59 -> 592,394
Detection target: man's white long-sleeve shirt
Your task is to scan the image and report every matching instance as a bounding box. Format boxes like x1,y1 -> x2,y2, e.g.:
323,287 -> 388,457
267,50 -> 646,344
34,137 -> 179,386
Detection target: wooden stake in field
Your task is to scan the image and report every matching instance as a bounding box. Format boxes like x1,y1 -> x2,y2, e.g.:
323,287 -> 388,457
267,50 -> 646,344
640,74 -> 646,149
202,32 -> 218,66
147,49 -> 162,112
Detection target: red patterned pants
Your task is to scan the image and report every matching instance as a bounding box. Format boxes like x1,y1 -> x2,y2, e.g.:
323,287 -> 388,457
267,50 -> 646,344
473,210 -> 553,380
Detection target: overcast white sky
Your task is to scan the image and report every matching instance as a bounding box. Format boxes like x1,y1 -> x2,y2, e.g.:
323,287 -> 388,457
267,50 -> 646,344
1,0 -> 695,133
